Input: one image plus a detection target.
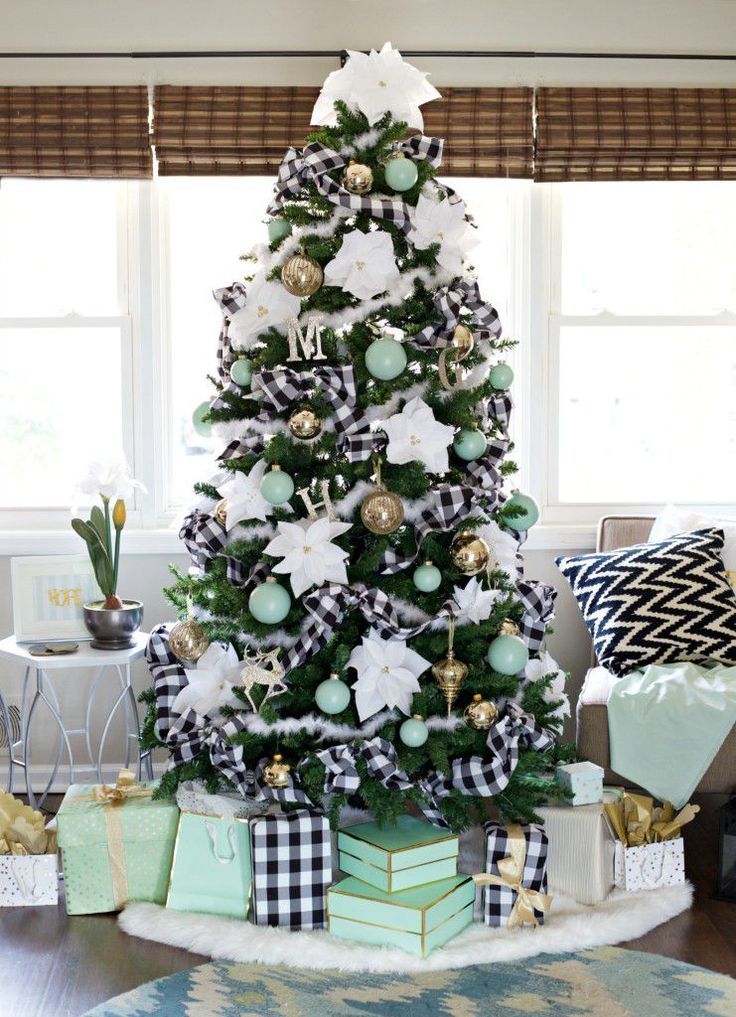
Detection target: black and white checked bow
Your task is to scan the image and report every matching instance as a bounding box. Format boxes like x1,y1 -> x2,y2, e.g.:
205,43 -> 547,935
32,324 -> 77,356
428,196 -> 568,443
247,757 -> 314,805
180,510 -> 227,569
516,581 -> 557,653
464,435 -> 510,504
315,737 -> 413,796
253,364 -> 368,436
379,484 -> 476,574
213,282 -> 247,384
394,133 -> 444,167
217,432 -> 266,463
221,558 -> 270,591
412,278 -> 503,350
485,393 -> 514,438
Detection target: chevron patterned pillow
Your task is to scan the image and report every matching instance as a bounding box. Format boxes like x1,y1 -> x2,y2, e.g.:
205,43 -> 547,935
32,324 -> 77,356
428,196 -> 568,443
556,528 -> 736,676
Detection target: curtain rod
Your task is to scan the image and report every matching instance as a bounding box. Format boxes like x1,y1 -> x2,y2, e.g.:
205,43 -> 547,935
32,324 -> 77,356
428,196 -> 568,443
0,49 -> 735,62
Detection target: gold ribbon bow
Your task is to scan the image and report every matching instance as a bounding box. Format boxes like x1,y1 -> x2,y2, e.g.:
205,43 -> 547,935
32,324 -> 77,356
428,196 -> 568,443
92,769 -> 153,806
473,823 -> 553,929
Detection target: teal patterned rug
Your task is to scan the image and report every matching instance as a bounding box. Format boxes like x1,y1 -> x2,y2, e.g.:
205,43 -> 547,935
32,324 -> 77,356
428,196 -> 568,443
85,947 -> 734,1016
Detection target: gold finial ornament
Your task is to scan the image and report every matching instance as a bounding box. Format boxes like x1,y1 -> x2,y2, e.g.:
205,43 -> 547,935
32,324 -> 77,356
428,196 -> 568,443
288,405 -> 322,440
451,323 -> 475,361
169,596 -> 210,664
360,456 -> 405,535
341,160 -> 374,194
262,753 -> 291,788
450,529 -> 491,575
281,251 -> 324,297
500,619 -> 520,636
214,498 -> 229,528
463,693 -> 499,731
432,617 -> 468,717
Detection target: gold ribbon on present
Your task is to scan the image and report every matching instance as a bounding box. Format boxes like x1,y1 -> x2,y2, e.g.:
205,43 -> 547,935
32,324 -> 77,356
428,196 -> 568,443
92,769 -> 153,806
604,792 -> 700,847
473,823 -> 553,929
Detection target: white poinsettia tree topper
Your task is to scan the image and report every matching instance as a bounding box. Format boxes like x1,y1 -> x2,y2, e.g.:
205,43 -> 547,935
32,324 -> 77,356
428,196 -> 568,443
264,516 -> 352,597
217,460 -> 281,531
311,42 -> 441,130
323,229 -> 400,300
348,628 -> 431,721
172,642 -> 243,722
408,191 -> 477,277
228,278 -> 301,350
383,396 -> 455,473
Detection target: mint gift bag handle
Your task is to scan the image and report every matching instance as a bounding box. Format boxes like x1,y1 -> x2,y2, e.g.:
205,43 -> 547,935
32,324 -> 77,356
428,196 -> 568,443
204,820 -> 237,865
166,812 -> 251,920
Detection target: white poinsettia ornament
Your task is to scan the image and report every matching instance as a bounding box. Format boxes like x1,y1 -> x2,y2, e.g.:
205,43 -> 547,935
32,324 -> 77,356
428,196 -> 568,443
311,42 -> 441,131
323,229 -> 400,300
172,642 -> 243,721
263,516 -> 352,597
348,628 -> 431,721
523,651 -> 571,721
452,577 -> 502,625
217,460 -> 280,530
383,396 -> 455,473
408,192 -> 476,277
476,519 -> 521,581
228,278 -> 301,350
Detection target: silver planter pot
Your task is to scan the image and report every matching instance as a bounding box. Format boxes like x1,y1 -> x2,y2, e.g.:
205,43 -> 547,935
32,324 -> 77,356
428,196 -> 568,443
83,600 -> 144,650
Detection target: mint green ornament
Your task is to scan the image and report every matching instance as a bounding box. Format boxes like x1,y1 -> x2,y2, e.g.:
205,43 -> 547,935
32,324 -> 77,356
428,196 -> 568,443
260,465 -> 294,505
505,491 -> 540,529
453,428 -> 487,462
268,217 -> 292,243
399,715 -> 429,747
229,358 -> 253,387
365,336 -> 407,381
413,560 -> 442,592
315,673 -> 351,714
489,362 -> 514,390
385,155 -> 419,192
248,578 -> 291,624
487,633 -> 529,675
192,401 -> 213,438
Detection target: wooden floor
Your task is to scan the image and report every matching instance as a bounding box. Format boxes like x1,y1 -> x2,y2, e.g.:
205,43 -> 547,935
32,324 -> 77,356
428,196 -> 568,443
1,795 -> 734,1017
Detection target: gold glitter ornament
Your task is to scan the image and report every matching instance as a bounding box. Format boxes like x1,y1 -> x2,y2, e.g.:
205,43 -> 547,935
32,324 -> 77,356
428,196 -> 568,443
341,160 -> 374,194
464,693 -> 499,731
500,619 -> 520,636
432,617 -> 468,717
360,456 -> 405,535
288,405 -> 322,439
168,615 -> 210,664
280,252 -> 323,297
450,529 -> 491,575
262,753 -> 291,788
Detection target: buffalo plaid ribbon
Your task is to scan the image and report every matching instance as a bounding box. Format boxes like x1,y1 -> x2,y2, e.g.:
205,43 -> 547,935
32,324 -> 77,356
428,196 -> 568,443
515,580 -> 557,653
252,364 -> 368,436
379,484 -> 476,574
413,277 -> 503,350
315,737 -> 414,796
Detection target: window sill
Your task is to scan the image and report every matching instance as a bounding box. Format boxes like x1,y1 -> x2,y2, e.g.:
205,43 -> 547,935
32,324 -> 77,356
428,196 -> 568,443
0,524 -> 597,557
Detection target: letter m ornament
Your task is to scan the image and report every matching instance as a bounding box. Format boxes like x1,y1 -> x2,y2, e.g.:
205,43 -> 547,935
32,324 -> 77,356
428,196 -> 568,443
287,315 -> 327,363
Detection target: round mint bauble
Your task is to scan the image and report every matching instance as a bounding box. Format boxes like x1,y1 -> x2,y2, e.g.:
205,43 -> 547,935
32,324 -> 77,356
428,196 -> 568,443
229,358 -> 253,387
192,401 -> 213,438
385,156 -> 419,192
399,715 -> 429,747
453,428 -> 487,462
505,491 -> 540,530
365,337 -> 408,381
268,217 -> 292,243
315,675 -> 351,715
489,362 -> 514,390
487,633 -> 529,675
413,561 -> 442,592
248,579 -> 291,624
260,467 -> 295,505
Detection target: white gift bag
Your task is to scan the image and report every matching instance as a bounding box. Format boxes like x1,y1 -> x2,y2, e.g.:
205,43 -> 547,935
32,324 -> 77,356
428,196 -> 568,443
614,837 -> 685,891
0,853 -> 59,907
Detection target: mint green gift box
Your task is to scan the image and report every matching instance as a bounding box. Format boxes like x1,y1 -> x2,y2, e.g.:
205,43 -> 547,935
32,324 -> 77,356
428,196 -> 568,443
328,874 -> 474,958
166,812 -> 251,919
338,815 -> 459,893
57,781 -> 179,915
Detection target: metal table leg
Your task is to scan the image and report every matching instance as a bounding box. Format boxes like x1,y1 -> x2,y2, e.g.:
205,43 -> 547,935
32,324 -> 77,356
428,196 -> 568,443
24,668 -> 74,810
84,666 -> 107,778
0,689 -> 12,793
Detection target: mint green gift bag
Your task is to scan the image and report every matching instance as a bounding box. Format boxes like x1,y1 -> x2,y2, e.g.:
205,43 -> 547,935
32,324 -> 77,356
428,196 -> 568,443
166,812 -> 251,919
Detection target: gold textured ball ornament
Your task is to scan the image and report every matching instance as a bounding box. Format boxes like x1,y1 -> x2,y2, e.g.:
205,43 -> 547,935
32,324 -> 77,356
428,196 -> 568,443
450,529 -> 491,575
432,651 -> 469,717
341,160 -> 374,194
214,498 -> 229,528
288,405 -> 322,440
464,693 -> 499,731
360,487 -> 405,535
280,252 -> 324,297
262,753 -> 291,789
500,619 -> 520,636
168,618 -> 210,664
451,323 -> 475,361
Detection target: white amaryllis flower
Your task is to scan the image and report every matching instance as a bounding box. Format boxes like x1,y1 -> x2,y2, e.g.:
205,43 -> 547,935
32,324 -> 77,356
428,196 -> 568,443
348,629 -> 431,721
408,192 -> 476,276
78,452 -> 146,502
264,516 -> 352,597
311,42 -> 441,130
383,396 -> 455,474
476,519 -> 522,582
452,577 -> 502,625
323,229 -> 400,300
172,642 -> 243,721
228,278 -> 301,350
523,651 -> 571,720
217,460 -> 279,531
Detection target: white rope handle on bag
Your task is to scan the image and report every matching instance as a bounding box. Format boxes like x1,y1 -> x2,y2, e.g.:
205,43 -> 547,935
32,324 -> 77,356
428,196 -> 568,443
204,820 -> 238,865
11,859 -> 44,902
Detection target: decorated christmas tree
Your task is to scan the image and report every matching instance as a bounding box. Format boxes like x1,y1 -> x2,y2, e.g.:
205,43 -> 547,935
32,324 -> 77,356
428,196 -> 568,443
143,43 -> 571,831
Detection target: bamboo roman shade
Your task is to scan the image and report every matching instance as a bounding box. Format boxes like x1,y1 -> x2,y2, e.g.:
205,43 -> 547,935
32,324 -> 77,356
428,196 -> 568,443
0,86 -> 151,178
534,88 -> 736,181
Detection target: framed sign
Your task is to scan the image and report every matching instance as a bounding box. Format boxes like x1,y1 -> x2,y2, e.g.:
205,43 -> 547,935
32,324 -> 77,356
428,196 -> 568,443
10,556 -> 100,643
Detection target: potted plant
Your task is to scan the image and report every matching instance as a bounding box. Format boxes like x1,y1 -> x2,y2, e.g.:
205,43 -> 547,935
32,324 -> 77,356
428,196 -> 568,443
72,456 -> 145,649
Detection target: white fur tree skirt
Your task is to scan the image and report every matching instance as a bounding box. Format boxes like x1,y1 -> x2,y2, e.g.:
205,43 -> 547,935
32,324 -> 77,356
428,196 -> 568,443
119,882 -> 692,973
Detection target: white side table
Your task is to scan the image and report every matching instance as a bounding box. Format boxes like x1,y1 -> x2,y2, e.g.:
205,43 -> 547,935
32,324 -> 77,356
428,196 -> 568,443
0,632 -> 153,808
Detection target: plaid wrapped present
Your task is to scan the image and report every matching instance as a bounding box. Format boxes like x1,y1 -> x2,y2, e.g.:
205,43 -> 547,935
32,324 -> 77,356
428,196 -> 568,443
477,821 -> 552,928
250,810 -> 332,929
